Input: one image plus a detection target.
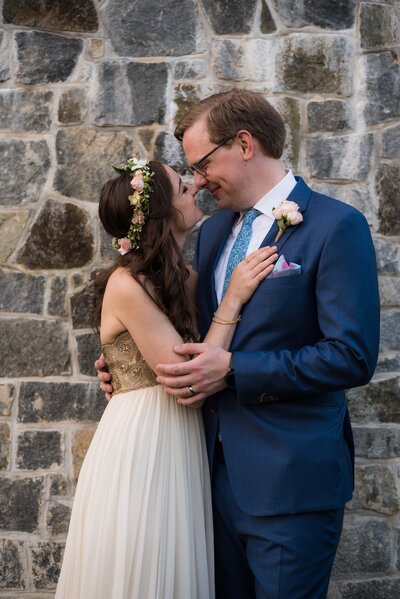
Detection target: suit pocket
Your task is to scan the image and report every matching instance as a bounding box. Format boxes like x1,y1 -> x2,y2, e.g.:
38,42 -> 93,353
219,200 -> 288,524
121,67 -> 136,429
257,270 -> 313,294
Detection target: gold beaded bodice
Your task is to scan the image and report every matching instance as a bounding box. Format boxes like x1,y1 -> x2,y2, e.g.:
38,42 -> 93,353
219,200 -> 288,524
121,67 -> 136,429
102,331 -> 158,395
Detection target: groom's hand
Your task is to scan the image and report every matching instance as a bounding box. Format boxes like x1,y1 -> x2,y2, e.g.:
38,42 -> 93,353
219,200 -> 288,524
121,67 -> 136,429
156,344 -> 231,405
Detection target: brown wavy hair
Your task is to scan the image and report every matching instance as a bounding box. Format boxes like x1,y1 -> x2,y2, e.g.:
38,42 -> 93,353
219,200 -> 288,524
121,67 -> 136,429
93,161 -> 197,341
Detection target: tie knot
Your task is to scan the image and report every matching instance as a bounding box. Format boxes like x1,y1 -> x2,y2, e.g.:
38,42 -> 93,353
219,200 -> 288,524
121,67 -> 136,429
241,208 -> 260,227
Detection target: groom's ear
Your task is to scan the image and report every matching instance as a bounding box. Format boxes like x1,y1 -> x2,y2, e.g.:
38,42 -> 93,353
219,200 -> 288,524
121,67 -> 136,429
237,130 -> 255,160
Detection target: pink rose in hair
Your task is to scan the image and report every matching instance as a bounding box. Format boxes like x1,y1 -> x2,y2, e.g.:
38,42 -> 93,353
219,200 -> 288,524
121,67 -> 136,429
132,210 -> 145,225
131,176 -> 144,192
118,238 -> 132,255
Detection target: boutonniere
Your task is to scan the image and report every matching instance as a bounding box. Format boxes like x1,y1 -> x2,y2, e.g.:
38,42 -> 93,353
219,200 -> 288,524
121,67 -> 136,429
272,200 -> 303,242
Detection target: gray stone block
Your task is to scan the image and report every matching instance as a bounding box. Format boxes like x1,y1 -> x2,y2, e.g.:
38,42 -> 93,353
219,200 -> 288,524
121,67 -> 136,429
47,502 -> 71,535
76,332 -> 102,376
377,163 -> 400,236
0,90 -> 52,132
373,237 -> 400,274
306,134 -> 373,180
17,431 -> 63,470
202,0 -> 257,34
347,376 -> 400,424
18,381 -> 106,423
18,200 -> 94,269
213,39 -> 275,82
0,268 -> 45,314
48,277 -> 68,318
103,0 -> 198,57
0,538 -> 26,589
277,35 -> 353,95
174,83 -> 205,129
380,310 -> 400,352
0,139 -> 50,206
333,514 -> 392,575
350,464 -> 399,515
0,31 -> 10,81
3,0 -> 98,32
93,61 -> 168,126
16,31 -> 83,84
337,577 -> 400,598
54,128 -> 137,203
271,0 -> 355,29
30,541 -> 64,589
307,100 -> 352,133
362,51 -> 400,126
70,282 -> 95,329
376,352 -> 400,374
353,425 -> 400,458
0,477 -> 43,532
379,276 -> 400,307
360,3 -> 400,50
0,384 -> 14,417
382,124 -> 400,159
154,132 -> 188,173
49,474 -> 68,497
174,60 -> 208,80
58,88 -> 88,124
271,97 -> 301,171
260,0 -> 277,33
0,319 -> 71,377
0,423 -> 10,470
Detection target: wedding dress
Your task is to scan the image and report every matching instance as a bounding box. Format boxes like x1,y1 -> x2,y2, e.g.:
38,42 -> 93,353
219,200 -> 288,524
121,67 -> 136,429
55,331 -> 214,599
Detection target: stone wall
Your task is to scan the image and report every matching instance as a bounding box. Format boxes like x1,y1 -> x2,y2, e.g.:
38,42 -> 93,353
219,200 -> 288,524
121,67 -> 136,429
0,0 -> 399,596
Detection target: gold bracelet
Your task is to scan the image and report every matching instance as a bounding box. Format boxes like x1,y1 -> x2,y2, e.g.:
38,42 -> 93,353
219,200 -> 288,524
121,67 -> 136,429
212,312 -> 241,325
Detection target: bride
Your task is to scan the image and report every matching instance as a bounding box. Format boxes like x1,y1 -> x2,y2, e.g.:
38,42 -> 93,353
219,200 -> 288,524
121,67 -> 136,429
55,157 -> 277,599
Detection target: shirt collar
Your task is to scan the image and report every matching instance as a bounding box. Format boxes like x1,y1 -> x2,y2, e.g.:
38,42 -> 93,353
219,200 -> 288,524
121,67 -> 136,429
251,170 -> 297,219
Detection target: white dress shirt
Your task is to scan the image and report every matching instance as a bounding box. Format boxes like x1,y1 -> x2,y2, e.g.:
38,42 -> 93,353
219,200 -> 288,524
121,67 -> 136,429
214,170 -> 297,303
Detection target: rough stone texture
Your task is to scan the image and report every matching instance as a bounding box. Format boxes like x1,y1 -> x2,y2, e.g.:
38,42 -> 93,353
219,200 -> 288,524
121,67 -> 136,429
353,425 -> 400,461
18,200 -> 94,269
213,39 -> 275,83
382,124 -> 400,159
376,163 -> 400,236
174,83 -> 205,130
93,61 -> 168,126
0,320 -> 71,377
0,90 -> 52,132
0,477 -> 43,532
103,0 -> 199,57
16,31 -> 83,84
374,237 -> 400,275
337,577 -> 400,599
360,3 -> 400,50
0,139 -> 50,206
0,269 -> 45,314
58,88 -> 88,124
272,97 -> 301,171
47,502 -> 71,536
70,281 -> 95,329
379,276 -> 400,307
347,376 -> 400,424
3,0 -> 98,32
18,382 -> 105,423
260,0 -> 277,34
333,515 -> 392,575
47,277 -> 68,317
76,332 -> 102,376
380,311 -> 400,352
307,100 -> 352,133
0,539 -> 26,589
362,51 -> 400,126
30,542 -> 64,589
306,134 -> 373,180
72,428 -> 96,483
49,474 -> 68,497
0,30 -> 10,81
0,211 -> 30,261
0,423 -> 10,470
272,0 -> 355,29
277,35 -> 353,95
154,132 -> 188,173
0,384 -> 14,417
174,60 -> 207,80
202,0 -> 257,34
17,431 -> 63,470
311,182 -> 375,225
349,464 -> 399,515
54,128 -> 137,203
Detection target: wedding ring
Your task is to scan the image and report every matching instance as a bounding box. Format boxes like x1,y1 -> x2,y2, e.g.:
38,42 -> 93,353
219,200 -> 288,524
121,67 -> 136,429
188,385 -> 196,396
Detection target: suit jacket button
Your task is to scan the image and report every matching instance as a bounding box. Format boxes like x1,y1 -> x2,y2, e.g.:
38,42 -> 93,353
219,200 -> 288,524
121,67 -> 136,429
209,406 -> 217,414
257,394 -> 267,403
267,394 -> 278,402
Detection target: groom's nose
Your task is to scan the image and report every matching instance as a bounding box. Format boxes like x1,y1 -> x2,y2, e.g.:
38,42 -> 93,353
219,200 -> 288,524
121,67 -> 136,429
193,171 -> 208,189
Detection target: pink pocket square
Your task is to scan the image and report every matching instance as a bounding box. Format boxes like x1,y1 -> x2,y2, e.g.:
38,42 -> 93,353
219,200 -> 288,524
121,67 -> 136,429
270,255 -> 301,278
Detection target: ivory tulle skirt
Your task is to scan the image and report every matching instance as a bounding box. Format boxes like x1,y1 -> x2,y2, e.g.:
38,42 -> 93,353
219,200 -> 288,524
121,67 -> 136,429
55,385 -> 215,599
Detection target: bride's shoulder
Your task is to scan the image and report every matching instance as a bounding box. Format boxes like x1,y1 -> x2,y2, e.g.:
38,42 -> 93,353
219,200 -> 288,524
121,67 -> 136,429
105,267 -> 146,300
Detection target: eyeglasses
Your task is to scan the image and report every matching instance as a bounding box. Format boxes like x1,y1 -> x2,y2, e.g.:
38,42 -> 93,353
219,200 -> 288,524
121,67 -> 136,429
189,135 -> 235,177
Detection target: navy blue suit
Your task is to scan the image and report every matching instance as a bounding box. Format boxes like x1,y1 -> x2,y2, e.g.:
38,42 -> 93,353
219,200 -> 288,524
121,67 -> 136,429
194,177 -> 380,598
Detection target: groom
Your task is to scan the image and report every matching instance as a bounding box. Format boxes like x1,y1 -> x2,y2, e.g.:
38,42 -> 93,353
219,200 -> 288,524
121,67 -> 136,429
154,89 -> 380,598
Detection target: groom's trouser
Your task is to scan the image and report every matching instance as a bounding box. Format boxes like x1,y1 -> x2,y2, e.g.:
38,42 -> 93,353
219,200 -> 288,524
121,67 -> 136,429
212,446 -> 344,599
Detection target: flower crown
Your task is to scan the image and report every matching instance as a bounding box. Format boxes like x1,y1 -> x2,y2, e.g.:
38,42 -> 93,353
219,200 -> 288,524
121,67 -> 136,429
111,158 -> 155,255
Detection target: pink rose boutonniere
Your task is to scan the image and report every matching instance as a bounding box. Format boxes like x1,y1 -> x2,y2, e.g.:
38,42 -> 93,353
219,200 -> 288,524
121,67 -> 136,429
272,200 -> 303,242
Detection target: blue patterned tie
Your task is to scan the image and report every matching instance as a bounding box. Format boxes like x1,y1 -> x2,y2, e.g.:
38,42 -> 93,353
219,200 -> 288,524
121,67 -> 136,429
222,208 -> 261,297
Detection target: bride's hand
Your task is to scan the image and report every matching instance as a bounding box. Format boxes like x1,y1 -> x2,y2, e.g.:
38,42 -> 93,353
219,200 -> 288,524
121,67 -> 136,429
225,246 -> 278,305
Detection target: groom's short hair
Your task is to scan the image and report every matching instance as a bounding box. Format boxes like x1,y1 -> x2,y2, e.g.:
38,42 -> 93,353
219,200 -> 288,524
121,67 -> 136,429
174,88 -> 286,159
